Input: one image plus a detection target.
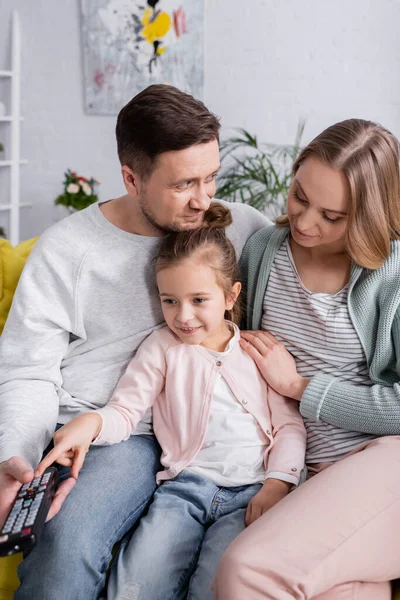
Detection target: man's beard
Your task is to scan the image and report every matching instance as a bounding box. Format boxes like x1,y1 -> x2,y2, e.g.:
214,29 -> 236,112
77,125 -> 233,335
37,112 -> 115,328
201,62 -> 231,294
139,196 -> 204,233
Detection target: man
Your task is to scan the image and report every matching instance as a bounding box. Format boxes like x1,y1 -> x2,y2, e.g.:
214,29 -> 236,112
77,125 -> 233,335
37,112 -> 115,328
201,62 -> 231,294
0,84 -> 270,599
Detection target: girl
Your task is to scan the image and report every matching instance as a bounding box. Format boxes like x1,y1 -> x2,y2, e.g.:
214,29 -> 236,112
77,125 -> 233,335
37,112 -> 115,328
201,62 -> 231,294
37,203 -> 306,600
214,119 -> 400,600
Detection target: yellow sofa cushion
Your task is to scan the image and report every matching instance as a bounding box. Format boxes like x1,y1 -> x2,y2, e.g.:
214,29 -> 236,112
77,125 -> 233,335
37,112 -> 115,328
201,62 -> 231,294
0,554 -> 22,600
0,237 -> 38,335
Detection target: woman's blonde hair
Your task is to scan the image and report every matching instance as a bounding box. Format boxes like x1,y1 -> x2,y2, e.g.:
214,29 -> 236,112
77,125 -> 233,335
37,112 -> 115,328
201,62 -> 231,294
277,118 -> 400,269
155,202 -> 242,324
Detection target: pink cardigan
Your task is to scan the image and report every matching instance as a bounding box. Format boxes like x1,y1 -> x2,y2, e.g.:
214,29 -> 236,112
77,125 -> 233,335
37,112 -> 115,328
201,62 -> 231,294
95,325 -> 306,484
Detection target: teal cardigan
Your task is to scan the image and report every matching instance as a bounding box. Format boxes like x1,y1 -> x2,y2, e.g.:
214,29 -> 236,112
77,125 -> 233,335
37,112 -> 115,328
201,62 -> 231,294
240,225 -> 400,435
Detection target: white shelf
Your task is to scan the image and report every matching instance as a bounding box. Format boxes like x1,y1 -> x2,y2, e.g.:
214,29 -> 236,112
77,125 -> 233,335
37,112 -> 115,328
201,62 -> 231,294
0,11 -> 25,245
0,203 -> 31,212
0,160 -> 27,167
0,116 -> 24,122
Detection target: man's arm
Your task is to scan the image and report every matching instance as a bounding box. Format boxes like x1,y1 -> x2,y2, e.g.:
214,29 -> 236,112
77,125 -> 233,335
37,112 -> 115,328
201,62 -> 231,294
0,233 -> 76,468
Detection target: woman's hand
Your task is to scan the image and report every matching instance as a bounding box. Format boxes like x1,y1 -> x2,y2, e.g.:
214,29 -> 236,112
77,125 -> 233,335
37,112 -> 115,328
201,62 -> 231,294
35,413 -> 103,479
240,330 -> 309,400
245,479 -> 291,526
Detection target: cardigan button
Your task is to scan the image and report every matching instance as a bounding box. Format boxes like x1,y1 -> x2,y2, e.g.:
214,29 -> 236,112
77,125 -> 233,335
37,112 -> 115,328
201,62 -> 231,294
291,468 -> 297,472
216,361 -> 222,367
266,429 -> 271,435
242,399 -> 248,405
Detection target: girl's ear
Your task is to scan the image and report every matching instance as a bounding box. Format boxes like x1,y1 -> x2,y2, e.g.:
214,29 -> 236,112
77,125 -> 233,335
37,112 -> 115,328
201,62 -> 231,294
225,281 -> 242,310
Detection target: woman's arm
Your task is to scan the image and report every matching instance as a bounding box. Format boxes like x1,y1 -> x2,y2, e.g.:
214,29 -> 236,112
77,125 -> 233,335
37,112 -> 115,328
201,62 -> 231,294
241,329 -> 400,436
300,375 -> 400,435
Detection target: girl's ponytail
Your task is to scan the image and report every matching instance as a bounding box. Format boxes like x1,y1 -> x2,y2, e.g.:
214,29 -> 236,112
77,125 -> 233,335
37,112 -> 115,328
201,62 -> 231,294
203,202 -> 233,229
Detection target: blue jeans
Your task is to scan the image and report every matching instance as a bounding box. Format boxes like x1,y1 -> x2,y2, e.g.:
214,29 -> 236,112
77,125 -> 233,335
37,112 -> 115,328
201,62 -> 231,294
15,432 -> 161,600
108,471 -> 262,600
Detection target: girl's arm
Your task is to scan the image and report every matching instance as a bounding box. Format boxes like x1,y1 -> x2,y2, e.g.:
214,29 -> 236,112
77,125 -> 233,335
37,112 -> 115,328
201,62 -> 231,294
263,386 -> 307,485
93,331 -> 167,444
245,386 -> 306,526
36,331 -> 167,478
35,412 -> 102,478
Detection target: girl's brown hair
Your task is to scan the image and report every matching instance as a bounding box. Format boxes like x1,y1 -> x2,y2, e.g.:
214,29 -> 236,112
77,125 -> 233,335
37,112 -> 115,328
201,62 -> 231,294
155,202 -> 242,324
277,118 -> 400,269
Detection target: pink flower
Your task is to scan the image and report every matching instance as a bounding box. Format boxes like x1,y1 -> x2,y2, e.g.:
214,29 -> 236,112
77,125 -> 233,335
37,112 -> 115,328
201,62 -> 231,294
173,7 -> 187,38
67,183 -> 80,194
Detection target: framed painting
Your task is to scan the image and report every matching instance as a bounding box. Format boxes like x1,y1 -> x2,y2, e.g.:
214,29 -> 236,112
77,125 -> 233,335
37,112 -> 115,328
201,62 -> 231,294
80,0 -> 204,115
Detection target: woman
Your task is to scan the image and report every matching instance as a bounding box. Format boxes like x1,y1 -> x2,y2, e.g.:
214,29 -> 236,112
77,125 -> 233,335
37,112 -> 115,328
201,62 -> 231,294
214,119 -> 400,600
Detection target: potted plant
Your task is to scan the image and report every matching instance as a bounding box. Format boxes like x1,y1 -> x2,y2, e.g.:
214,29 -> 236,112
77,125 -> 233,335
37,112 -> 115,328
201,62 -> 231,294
55,169 -> 100,213
216,122 -> 305,219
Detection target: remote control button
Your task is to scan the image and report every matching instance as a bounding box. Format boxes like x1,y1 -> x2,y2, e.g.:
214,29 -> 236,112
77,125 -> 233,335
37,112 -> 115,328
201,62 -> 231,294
21,528 -> 32,536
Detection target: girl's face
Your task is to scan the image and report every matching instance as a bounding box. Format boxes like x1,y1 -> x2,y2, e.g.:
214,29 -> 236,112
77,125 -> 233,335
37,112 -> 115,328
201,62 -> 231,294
287,156 -> 350,252
156,259 -> 241,351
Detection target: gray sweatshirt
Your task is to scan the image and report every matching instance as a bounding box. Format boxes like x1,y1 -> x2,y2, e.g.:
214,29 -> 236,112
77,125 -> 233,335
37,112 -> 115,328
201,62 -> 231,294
0,201 -> 270,467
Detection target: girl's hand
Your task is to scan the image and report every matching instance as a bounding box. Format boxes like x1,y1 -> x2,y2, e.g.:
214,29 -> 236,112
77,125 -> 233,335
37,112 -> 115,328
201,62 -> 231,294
240,330 -> 309,400
35,413 -> 103,479
245,479 -> 291,526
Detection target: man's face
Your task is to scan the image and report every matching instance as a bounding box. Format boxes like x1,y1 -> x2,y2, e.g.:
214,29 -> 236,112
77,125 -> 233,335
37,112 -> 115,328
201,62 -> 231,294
128,140 -> 220,233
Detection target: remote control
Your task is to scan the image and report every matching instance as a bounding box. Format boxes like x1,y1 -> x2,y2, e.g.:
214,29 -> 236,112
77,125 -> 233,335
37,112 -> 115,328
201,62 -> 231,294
0,466 -> 58,557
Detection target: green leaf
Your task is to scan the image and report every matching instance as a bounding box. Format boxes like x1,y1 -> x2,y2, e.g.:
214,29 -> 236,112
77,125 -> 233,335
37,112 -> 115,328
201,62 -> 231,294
217,122 -> 305,214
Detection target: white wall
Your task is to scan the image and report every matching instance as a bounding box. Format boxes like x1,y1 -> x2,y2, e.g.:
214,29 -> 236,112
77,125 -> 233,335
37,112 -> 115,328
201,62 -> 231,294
0,0 -> 399,239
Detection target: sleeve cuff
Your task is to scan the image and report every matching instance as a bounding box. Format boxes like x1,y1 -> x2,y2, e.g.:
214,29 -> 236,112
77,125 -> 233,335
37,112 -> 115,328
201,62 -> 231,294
90,411 -> 108,446
265,471 -> 299,486
300,374 -> 335,422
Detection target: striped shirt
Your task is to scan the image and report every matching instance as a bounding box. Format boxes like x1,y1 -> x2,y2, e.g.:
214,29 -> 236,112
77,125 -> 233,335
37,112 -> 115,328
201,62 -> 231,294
262,238 -> 376,464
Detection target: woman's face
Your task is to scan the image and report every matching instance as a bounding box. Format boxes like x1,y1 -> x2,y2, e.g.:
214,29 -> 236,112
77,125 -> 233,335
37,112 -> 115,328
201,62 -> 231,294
287,156 -> 350,252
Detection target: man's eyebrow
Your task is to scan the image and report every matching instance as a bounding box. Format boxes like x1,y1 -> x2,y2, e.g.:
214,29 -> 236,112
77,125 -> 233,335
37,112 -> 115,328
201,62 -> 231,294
159,292 -> 212,296
170,167 -> 221,186
295,180 -> 348,215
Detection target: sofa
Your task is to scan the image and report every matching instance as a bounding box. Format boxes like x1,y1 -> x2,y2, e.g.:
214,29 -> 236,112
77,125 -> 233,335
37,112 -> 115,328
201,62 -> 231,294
0,237 -> 399,600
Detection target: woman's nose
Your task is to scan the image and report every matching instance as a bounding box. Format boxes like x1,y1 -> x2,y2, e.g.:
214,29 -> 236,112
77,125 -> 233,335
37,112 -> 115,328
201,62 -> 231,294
296,208 -> 317,232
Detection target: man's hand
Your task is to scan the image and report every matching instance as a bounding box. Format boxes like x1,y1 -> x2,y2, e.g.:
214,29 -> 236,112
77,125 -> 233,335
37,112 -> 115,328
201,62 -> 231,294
0,457 -> 76,529
36,413 -> 103,480
245,478 -> 291,526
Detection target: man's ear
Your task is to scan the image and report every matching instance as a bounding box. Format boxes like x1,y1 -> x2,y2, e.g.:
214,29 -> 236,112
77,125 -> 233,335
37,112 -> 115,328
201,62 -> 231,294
226,281 -> 242,310
121,165 -> 140,197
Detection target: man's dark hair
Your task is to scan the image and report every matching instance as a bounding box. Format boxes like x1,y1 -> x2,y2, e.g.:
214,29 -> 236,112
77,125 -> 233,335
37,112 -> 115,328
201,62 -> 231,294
116,84 -> 221,179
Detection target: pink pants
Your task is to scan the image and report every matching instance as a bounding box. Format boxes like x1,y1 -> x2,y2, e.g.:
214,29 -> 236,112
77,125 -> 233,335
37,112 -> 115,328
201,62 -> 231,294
214,436 -> 400,600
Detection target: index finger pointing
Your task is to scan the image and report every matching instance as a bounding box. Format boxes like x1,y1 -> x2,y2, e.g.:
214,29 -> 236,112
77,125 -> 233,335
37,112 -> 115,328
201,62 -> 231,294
35,445 -> 66,477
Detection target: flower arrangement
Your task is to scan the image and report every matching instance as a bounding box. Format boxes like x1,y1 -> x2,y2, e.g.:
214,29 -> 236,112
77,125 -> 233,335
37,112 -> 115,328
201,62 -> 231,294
55,169 -> 99,212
